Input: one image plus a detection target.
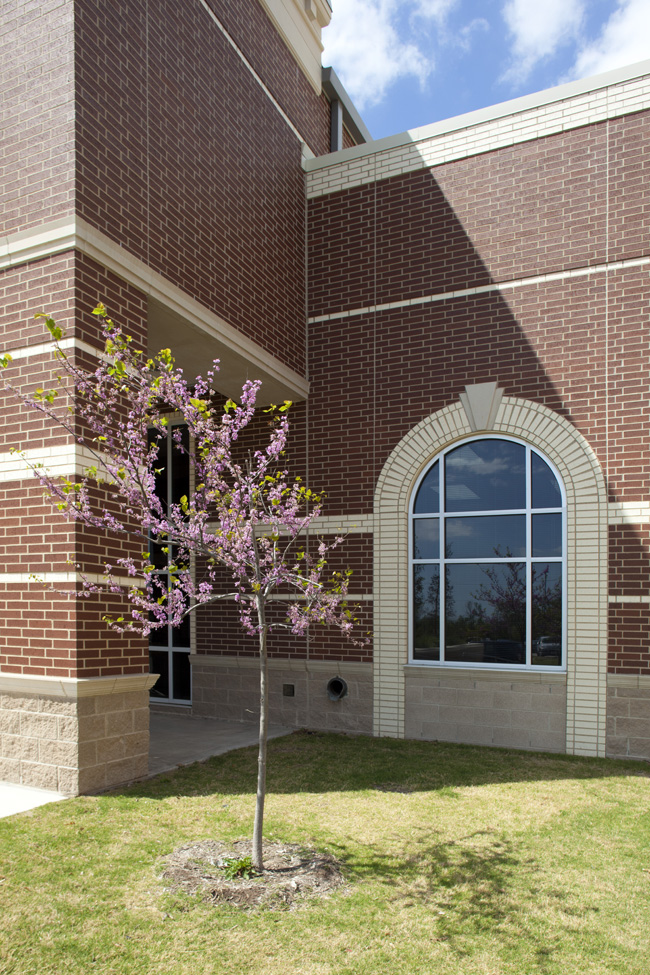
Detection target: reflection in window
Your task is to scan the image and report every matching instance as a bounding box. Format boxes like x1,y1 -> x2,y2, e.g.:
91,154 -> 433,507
411,438 -> 564,668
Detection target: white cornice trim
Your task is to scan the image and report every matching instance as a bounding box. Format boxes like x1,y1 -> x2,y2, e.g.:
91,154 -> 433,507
0,216 -> 310,401
257,0 -> 330,96
0,672 -> 157,698
0,217 -> 76,269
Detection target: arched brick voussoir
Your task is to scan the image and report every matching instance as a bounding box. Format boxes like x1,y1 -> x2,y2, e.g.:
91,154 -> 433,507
373,393 -> 608,756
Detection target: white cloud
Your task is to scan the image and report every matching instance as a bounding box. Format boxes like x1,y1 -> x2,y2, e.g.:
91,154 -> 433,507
501,0 -> 585,83
456,16 -> 489,53
571,0 -> 650,79
411,0 -> 457,23
322,0 -> 461,110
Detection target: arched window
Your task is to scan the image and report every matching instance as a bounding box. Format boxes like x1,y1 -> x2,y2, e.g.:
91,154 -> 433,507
410,437 -> 565,668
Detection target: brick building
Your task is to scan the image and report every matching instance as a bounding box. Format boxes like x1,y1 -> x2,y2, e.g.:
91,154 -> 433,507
1,0 -> 649,794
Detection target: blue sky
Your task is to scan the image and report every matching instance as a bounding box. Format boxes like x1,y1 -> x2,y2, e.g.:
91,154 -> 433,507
321,0 -> 650,140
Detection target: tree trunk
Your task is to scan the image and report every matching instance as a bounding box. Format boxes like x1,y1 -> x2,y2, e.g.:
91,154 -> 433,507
252,597 -> 268,872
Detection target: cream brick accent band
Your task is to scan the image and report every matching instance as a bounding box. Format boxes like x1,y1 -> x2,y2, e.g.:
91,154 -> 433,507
608,501 -> 650,525
374,396 -> 608,756
0,672 -> 157,698
305,60 -> 650,197
189,654 -> 372,676
0,443 -> 106,484
0,572 -> 145,588
308,514 -> 374,534
609,595 -> 650,604
308,256 -> 650,325
1,337 -> 101,362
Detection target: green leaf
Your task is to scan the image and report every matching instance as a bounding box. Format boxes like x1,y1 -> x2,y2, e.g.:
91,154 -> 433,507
35,313 -> 63,342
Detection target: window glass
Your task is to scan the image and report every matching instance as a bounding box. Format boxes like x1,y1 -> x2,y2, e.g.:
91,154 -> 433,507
445,563 -> 526,664
445,440 -> 526,512
171,424 -> 190,507
446,515 -> 526,559
413,519 -> 440,559
148,422 -> 192,700
413,461 -> 440,513
531,564 -> 563,665
411,438 -> 564,669
172,651 -> 192,700
148,428 -> 169,509
413,564 -> 440,660
149,651 -> 170,697
532,452 -> 562,509
532,513 -> 562,557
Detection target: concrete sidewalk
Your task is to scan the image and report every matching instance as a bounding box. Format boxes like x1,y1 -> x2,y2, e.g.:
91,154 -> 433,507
0,713 -> 291,819
148,711 -> 290,776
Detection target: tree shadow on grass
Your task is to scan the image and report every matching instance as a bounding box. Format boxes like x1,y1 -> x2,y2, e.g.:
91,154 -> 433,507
328,825 -> 595,971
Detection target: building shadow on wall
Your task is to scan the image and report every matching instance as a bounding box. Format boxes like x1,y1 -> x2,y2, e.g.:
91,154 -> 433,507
308,162 -> 610,509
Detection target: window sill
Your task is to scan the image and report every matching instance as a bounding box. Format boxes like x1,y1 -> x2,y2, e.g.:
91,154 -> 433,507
404,663 -> 567,682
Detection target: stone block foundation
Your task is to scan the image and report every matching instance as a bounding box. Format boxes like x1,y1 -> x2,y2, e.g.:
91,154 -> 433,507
404,667 -> 568,753
0,673 -> 157,795
606,675 -> 650,760
191,655 -> 373,734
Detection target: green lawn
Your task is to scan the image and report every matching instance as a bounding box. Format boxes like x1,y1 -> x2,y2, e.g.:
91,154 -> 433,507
1,732 -> 649,974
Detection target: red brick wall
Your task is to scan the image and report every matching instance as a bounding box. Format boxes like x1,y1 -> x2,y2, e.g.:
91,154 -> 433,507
74,0 -> 332,377
0,0 -> 75,236
0,253 -> 148,678
309,117 -> 650,318
307,112 -> 650,674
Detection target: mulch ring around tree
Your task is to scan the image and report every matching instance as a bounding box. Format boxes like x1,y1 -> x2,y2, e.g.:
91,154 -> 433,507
161,839 -> 346,910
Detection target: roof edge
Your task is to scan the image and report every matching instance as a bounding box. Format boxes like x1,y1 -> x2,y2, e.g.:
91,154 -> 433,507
305,58 -> 650,170
322,66 -> 372,145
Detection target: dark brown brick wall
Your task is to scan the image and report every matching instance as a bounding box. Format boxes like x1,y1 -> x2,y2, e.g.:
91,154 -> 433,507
309,115 -> 650,319
307,113 -> 650,676
608,605 -> 650,675
204,0 -> 331,156
74,0 -> 332,377
0,252 -> 148,678
0,0 -> 75,236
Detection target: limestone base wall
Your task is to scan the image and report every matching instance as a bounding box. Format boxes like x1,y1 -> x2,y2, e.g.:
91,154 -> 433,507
191,655 -> 373,734
606,676 -> 650,760
0,674 -> 156,795
404,667 -> 568,753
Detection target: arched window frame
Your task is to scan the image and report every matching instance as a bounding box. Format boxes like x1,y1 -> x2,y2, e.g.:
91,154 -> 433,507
408,434 -> 567,671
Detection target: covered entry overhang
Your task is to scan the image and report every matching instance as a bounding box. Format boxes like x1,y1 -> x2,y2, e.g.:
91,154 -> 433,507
3,215 -> 310,406
148,296 -> 309,407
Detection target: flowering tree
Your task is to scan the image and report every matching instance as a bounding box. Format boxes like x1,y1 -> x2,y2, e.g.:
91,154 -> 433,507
1,305 -> 360,870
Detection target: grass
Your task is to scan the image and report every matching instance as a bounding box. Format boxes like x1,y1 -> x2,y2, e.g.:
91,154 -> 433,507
1,732 -> 649,974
